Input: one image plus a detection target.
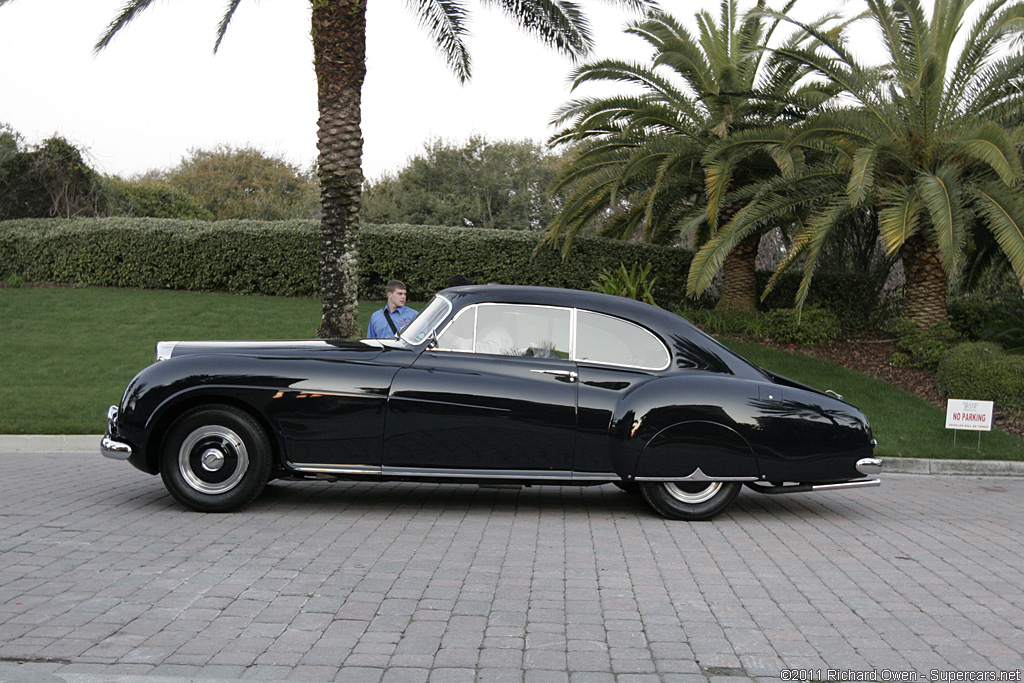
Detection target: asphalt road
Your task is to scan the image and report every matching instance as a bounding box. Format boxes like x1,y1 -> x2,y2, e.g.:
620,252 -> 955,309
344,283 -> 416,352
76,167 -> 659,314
1,450 -> 1022,683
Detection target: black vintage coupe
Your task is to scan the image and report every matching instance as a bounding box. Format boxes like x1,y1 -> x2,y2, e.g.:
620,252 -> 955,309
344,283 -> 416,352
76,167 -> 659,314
102,285 -> 881,520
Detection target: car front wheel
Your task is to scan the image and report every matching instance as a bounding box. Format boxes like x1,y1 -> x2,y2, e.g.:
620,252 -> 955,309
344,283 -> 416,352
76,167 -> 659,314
639,481 -> 741,521
160,405 -> 272,512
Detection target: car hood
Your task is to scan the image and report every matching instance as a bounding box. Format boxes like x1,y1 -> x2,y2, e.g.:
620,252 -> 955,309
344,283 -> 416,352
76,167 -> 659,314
156,339 -> 389,362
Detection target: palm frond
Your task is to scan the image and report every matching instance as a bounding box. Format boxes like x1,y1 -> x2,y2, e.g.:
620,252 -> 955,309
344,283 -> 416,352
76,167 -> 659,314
967,180 -> 1024,291
957,121 -> 1024,185
94,0 -> 158,53
847,146 -> 877,205
917,166 -> 964,274
878,184 -> 922,255
485,0 -> 591,59
412,0 -> 472,81
214,0 -> 245,53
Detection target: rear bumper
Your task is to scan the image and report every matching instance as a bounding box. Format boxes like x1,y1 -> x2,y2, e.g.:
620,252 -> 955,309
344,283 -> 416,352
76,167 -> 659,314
100,406 -> 132,460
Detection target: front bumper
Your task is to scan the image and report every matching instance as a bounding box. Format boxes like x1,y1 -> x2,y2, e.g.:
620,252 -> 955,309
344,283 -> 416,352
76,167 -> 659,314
100,405 -> 133,460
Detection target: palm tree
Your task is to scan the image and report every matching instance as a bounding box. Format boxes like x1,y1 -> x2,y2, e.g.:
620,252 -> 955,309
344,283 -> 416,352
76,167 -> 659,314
546,0 -> 838,312
0,0 -> 649,337
690,0 -> 1024,327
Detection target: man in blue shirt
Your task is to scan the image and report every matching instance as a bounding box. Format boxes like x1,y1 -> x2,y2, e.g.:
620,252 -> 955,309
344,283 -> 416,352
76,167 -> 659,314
366,280 -> 418,338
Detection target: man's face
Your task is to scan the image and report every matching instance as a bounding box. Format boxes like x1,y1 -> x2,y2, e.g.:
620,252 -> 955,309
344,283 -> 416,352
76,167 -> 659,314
386,287 -> 407,311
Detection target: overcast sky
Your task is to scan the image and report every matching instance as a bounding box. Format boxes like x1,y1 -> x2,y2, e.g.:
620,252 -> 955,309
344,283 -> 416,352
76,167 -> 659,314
0,0 -> 668,181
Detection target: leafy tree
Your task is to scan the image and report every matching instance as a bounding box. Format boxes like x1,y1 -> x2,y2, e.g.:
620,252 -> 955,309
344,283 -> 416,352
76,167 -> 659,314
546,2 -> 837,312
0,122 -> 20,164
363,136 -> 559,230
102,176 -> 214,220
157,145 -> 319,221
0,0 -> 651,336
690,0 -> 1024,327
0,132 -> 105,220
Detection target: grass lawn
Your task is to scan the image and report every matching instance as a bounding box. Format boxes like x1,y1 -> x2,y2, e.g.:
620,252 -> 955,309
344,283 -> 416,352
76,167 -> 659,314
0,288 -> 425,434
1,286 -> 1019,460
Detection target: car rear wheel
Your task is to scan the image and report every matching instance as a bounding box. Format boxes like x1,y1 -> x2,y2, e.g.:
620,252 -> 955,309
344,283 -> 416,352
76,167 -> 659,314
639,480 -> 741,521
160,405 -> 272,512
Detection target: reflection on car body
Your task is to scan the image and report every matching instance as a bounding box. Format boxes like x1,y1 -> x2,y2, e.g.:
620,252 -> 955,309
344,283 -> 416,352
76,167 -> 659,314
102,285 -> 881,520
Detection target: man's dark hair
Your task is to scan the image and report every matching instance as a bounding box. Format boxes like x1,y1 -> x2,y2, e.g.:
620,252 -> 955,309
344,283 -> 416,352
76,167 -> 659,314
385,279 -> 406,294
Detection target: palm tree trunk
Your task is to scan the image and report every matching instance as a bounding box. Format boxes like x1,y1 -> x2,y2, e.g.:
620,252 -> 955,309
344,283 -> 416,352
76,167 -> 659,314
314,0 -> 366,339
900,233 -> 948,328
715,235 -> 760,313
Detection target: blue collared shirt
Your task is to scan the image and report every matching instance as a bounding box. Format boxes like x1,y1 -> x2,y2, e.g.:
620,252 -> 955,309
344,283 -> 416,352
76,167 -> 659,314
366,305 -> 418,339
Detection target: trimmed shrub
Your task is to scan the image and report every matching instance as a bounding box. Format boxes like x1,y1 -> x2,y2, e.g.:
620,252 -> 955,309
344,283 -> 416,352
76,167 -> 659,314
0,218 -> 693,300
357,223 -> 692,302
937,342 -> 1024,412
759,306 -> 841,346
889,318 -> 960,369
0,218 -> 318,296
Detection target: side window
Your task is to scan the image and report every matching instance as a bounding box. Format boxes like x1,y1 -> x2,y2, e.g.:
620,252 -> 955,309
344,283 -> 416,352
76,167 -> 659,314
435,304 -> 573,357
476,304 -> 571,358
575,311 -> 670,370
435,306 -> 476,352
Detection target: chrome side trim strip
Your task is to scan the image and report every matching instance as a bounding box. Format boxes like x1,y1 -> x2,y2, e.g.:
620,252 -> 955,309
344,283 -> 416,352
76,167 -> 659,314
290,464 -> 617,482
572,472 -> 618,481
384,466 -> 575,480
635,467 -> 757,483
288,463 -> 382,476
810,478 -> 881,492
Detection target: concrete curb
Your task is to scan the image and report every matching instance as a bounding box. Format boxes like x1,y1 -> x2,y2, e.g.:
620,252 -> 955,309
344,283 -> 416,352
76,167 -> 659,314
882,456 -> 1024,477
2,435 -> 1022,477
0,434 -> 99,452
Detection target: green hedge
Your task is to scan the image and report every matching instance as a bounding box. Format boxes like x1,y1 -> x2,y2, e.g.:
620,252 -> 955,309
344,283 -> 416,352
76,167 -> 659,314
358,223 -> 692,302
0,218 -> 318,296
757,270 -> 890,328
0,218 -> 693,300
936,342 -> 1024,412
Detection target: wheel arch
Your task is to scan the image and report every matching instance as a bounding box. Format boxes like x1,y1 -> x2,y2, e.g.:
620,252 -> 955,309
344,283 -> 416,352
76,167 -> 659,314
144,392 -> 282,475
633,420 -> 759,482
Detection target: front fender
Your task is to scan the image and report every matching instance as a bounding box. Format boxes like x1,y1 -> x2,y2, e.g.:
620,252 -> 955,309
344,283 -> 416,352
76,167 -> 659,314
634,420 -> 759,481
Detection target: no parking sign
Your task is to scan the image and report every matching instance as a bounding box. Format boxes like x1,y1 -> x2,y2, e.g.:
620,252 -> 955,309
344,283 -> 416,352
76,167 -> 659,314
945,399 -> 995,431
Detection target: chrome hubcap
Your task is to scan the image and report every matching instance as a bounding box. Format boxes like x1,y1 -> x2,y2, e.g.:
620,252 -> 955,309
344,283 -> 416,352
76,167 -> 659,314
200,448 -> 226,472
664,481 -> 722,505
179,426 -> 248,495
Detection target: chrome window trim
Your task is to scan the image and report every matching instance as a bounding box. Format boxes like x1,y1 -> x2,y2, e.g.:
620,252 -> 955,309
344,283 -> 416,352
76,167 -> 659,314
433,304 -> 477,353
572,310 -> 671,372
435,303 -> 574,357
432,302 -> 671,372
401,295 -> 453,346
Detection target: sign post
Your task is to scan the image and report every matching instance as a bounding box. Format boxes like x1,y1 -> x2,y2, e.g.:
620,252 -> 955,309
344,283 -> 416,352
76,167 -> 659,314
944,399 -> 994,449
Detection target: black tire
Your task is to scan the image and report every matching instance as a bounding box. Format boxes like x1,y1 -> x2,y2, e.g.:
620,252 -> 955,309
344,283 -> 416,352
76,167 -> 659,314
159,404 -> 272,512
613,480 -> 641,495
639,481 -> 741,521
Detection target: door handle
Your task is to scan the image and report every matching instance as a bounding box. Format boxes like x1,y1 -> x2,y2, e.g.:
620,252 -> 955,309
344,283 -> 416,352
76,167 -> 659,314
530,369 -> 578,383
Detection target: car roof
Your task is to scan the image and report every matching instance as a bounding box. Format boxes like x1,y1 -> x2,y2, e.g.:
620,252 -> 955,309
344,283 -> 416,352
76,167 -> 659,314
438,284 -> 678,328
434,285 -> 766,380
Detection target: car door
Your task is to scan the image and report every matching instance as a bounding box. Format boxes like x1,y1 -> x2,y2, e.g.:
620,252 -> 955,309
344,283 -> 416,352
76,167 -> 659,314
572,310 -> 673,475
382,303 -> 578,476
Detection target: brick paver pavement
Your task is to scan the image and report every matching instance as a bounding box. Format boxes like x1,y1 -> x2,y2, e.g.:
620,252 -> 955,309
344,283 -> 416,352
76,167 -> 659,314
1,451 -> 1022,682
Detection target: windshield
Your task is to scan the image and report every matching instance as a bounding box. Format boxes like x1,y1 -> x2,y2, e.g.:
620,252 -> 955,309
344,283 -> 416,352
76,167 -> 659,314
399,295 -> 453,345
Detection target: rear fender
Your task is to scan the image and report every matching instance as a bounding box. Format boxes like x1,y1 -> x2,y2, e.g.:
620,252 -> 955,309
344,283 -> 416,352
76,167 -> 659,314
633,421 -> 759,482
